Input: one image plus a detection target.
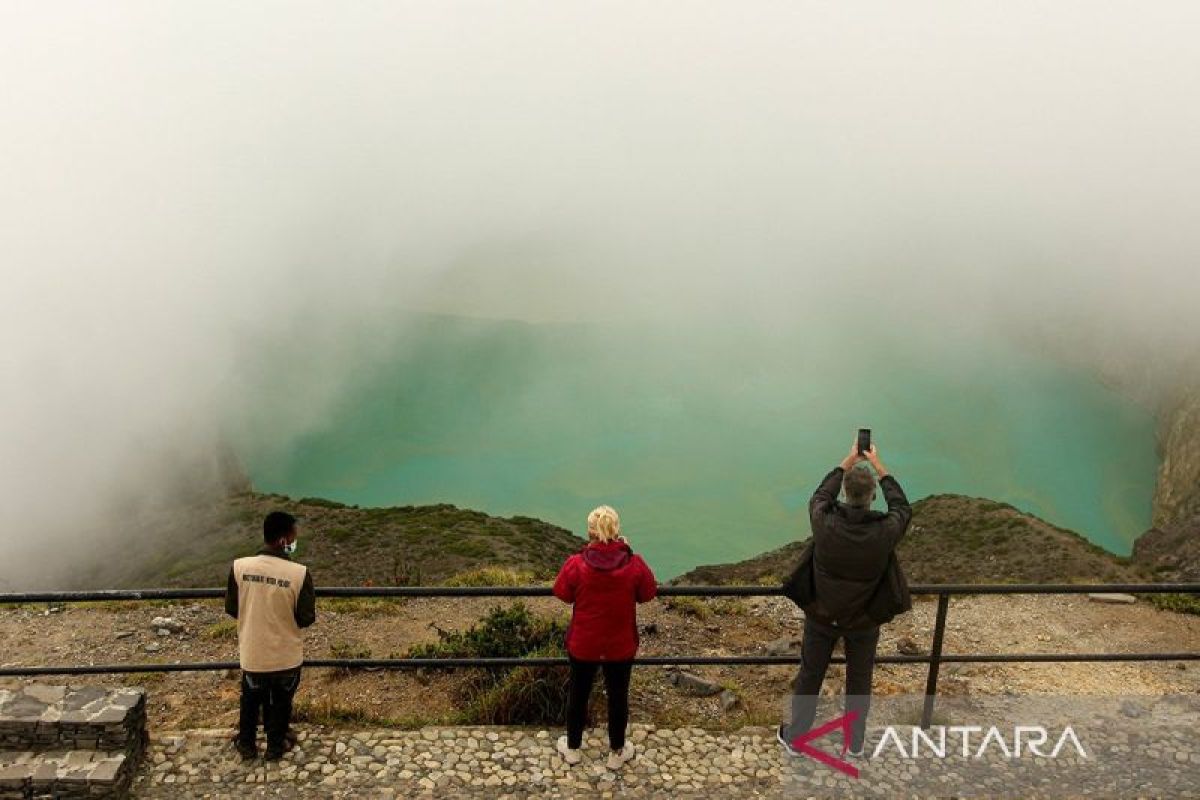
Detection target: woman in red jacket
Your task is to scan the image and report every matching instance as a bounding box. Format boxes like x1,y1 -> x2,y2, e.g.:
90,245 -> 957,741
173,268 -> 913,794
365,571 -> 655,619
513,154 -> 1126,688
553,505 -> 657,769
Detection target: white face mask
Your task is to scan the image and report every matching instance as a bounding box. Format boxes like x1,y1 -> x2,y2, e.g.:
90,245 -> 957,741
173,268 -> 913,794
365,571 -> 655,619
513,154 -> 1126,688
282,540 -> 297,555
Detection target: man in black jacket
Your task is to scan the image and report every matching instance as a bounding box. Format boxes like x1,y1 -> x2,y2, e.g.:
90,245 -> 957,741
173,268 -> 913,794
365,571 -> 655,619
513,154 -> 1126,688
779,440 -> 912,758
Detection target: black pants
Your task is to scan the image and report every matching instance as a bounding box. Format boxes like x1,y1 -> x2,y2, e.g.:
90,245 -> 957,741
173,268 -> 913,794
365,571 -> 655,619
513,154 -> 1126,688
566,659 -> 633,750
783,617 -> 880,751
238,669 -> 301,753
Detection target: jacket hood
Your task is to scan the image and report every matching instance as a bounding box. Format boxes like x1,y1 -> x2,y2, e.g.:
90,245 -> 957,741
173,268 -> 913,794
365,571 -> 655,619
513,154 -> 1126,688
581,540 -> 633,571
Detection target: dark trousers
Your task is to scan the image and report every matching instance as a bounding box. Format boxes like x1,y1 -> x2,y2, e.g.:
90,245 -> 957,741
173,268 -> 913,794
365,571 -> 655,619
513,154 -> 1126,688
783,617 -> 880,751
566,659 -> 633,750
238,669 -> 301,752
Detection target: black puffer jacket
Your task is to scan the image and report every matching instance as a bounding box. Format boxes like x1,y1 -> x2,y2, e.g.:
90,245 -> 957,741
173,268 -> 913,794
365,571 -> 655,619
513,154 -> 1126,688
806,466 -> 913,629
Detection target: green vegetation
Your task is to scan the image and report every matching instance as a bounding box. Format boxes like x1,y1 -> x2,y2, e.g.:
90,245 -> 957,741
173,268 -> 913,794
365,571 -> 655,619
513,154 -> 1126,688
203,619 -> 238,640
665,596 -> 711,620
443,539 -> 492,559
292,699 -> 384,727
676,494 -> 1147,587
710,598 -> 749,616
665,596 -> 748,620
1142,593 -> 1200,616
409,603 -> 571,725
324,597 -> 407,617
299,497 -> 348,509
290,697 -> 435,729
442,567 -> 538,587
115,491 -> 584,589
326,528 -> 357,544
329,641 -> 374,677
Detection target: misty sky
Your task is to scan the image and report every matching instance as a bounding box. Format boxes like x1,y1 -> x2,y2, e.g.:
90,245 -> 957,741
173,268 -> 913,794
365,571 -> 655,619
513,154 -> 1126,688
2,3 -> 1199,586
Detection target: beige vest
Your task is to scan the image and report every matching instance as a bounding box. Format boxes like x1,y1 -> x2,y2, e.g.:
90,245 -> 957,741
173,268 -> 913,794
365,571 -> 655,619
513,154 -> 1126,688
232,554 -> 308,672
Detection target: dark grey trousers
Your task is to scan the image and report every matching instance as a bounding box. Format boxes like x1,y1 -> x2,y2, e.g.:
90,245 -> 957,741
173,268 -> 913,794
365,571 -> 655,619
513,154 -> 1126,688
782,616 -> 880,751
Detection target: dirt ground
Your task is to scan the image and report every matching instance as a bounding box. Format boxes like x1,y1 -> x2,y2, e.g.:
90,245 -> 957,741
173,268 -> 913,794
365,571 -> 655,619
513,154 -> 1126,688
2,592 -> 1198,734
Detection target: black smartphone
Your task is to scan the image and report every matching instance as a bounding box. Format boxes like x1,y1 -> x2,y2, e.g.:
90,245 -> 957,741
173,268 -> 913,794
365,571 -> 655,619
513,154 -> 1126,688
857,428 -> 871,455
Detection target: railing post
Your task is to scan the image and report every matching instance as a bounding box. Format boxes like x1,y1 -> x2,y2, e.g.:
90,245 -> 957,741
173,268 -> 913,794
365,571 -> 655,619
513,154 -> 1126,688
920,592 -> 950,729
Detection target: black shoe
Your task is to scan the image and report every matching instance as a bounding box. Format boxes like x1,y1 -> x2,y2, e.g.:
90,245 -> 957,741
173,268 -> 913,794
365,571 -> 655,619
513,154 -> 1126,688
264,735 -> 296,762
234,740 -> 258,761
776,725 -> 802,758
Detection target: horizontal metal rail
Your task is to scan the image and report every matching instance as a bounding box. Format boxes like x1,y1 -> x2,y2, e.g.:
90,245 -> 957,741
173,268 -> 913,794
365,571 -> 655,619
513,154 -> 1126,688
4,651 -> 1200,678
2,582 -> 1198,604
2,582 -> 1197,728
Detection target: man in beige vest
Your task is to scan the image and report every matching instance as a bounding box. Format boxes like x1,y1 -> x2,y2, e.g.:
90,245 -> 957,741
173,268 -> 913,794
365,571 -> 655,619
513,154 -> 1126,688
225,511 -> 316,761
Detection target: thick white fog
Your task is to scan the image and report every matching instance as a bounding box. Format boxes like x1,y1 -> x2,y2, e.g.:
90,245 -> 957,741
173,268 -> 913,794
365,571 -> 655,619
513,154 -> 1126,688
1,2 -> 1198,587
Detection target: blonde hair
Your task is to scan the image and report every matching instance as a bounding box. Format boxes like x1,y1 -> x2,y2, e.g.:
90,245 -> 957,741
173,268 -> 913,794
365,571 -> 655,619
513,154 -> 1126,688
587,505 -> 622,543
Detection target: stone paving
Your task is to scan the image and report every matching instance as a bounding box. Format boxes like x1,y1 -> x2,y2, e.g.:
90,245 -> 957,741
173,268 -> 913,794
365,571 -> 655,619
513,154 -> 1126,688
131,703 -> 1200,799
0,685 -> 145,752
0,686 -> 146,799
0,749 -> 131,800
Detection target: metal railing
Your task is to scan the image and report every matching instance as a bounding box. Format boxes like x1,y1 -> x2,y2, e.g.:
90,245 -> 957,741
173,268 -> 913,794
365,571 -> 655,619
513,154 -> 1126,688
2,582 -> 1198,728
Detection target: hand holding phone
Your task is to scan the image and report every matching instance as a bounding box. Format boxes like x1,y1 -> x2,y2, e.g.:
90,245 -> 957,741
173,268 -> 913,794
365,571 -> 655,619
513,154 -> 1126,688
857,428 -> 871,456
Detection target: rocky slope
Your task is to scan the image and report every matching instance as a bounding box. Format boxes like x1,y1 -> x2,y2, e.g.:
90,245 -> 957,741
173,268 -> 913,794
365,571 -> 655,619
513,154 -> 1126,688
76,489 -> 1154,591
69,492 -> 585,590
1132,514 -> 1200,581
1153,381 -> 1200,528
677,494 -> 1145,586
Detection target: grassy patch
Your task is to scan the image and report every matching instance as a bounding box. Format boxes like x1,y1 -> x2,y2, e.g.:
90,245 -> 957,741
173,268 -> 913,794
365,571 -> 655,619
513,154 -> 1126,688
329,642 -> 374,678
388,555 -> 424,586
459,647 -> 570,725
203,619 -> 238,640
442,567 -> 538,587
709,598 -> 749,616
1142,593 -> 1200,616
443,539 -> 492,559
409,603 -> 570,725
299,497 -> 348,509
326,528 -> 356,544
291,697 -> 412,727
665,596 -> 711,620
324,598 -> 407,617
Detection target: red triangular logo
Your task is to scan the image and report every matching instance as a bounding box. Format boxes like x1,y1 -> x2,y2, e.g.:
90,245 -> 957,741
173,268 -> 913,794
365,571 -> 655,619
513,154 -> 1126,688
790,711 -> 860,778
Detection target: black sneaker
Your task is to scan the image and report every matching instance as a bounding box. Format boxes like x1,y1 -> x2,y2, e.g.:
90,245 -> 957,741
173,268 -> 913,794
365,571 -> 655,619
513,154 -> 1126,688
234,740 -> 258,761
264,734 -> 296,762
776,725 -> 802,758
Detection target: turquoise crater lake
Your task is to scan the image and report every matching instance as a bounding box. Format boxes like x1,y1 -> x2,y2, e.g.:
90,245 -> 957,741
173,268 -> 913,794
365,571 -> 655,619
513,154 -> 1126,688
242,314 -> 1158,578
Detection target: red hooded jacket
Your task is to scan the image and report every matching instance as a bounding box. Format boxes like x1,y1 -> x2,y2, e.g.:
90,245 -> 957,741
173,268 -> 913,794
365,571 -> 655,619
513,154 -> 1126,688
552,540 -> 658,662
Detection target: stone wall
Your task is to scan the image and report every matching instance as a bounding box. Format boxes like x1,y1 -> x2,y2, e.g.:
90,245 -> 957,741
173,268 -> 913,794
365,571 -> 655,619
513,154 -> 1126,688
0,686 -> 146,799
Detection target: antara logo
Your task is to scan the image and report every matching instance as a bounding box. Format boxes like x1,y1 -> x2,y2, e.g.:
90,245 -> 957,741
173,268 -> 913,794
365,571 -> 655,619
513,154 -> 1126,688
791,712 -> 1089,779
874,724 -> 1088,760
789,711 -> 862,778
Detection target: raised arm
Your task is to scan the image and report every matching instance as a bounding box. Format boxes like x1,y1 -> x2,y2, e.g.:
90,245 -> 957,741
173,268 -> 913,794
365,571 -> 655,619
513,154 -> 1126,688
865,444 -> 912,545
809,441 -> 865,524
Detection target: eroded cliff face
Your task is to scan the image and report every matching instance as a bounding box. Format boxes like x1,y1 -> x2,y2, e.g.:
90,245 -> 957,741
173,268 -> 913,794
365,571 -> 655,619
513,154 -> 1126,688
1153,383 -> 1200,528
